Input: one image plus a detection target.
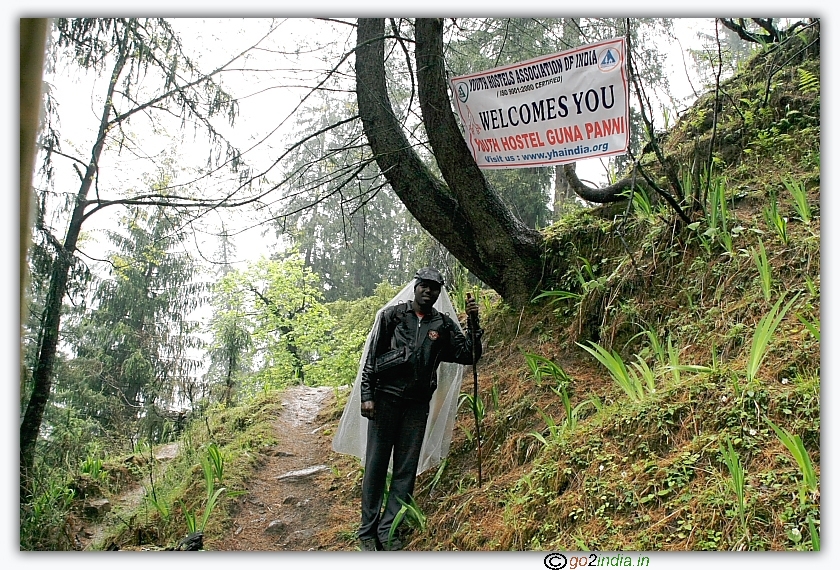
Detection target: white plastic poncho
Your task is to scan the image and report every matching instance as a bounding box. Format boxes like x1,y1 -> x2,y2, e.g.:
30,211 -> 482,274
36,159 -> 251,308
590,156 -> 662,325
331,281 -> 465,475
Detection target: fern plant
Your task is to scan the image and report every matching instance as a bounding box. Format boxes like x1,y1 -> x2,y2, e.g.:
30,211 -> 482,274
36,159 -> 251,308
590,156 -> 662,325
797,67 -> 819,94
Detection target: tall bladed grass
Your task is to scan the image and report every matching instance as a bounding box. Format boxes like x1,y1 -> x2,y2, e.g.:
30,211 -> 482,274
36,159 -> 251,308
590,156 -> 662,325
458,392 -> 486,424
667,337 -> 683,384
81,455 -> 107,482
577,341 -> 646,402
708,176 -> 735,254
720,436 -> 748,538
390,494 -> 427,548
630,355 -> 657,395
763,196 -> 790,245
530,407 -> 561,445
809,517 -> 820,551
765,417 -> 818,506
530,385 -> 598,446
751,237 -> 772,302
206,442 -> 224,485
532,289 -> 582,306
627,327 -> 666,368
782,176 -> 811,224
797,313 -> 820,341
746,293 -> 799,382
523,351 -> 571,390
181,442 -> 235,535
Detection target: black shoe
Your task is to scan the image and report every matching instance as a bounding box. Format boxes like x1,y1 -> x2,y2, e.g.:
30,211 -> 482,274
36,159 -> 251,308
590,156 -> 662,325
381,536 -> 403,551
359,537 -> 379,551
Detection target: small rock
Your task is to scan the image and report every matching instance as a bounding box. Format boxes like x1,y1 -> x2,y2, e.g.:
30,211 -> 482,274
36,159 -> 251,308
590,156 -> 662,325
276,465 -> 329,480
154,443 -> 180,461
83,498 -> 111,518
173,531 -> 203,551
270,450 -> 295,457
265,520 -> 287,535
279,528 -> 316,548
123,455 -> 147,468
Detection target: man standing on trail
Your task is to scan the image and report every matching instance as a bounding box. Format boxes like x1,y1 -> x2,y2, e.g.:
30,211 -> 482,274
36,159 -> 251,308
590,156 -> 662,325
356,267 -> 483,551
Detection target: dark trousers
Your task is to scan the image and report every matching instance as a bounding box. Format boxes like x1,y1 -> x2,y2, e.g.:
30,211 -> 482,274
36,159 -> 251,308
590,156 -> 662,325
358,393 -> 429,544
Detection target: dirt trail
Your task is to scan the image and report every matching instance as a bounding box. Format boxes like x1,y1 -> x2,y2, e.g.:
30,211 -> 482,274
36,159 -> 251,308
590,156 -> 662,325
209,385 -> 356,551
78,442 -> 181,550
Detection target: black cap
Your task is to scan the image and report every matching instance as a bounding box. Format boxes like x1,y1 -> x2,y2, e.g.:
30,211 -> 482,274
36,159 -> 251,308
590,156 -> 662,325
414,267 -> 445,286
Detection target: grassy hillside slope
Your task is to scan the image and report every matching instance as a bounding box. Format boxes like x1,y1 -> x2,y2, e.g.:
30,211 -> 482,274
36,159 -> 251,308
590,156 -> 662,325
397,27 -> 820,551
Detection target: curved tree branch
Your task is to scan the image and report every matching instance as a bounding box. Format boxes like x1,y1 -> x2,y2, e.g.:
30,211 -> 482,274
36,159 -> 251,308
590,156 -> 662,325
559,163 -> 636,203
356,21 -> 487,284
357,18 -> 554,305
414,18 -> 545,304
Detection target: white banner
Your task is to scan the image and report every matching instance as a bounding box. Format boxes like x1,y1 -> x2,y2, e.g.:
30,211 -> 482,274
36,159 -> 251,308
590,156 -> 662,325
450,37 -> 629,169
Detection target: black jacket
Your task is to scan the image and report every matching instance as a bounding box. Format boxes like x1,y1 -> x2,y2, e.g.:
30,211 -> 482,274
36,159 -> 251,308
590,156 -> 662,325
360,301 -> 483,403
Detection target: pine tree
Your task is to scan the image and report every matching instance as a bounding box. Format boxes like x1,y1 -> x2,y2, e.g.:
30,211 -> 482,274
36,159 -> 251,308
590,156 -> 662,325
60,200 -> 204,446
22,17 -> 243,490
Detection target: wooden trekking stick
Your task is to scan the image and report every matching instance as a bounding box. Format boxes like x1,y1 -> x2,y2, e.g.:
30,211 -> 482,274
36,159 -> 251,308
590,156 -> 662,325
466,292 -> 482,487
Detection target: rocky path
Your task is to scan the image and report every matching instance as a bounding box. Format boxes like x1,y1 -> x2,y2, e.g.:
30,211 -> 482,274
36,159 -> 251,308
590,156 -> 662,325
209,385 -> 354,551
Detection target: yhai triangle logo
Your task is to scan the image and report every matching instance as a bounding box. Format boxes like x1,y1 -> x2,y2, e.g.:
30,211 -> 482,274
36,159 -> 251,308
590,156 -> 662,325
598,47 -> 620,72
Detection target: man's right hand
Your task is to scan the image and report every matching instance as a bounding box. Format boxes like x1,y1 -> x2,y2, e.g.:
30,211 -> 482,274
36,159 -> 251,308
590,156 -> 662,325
361,400 -> 375,419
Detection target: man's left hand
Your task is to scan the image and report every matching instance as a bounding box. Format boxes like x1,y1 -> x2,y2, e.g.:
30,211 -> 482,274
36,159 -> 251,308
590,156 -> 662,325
465,293 -> 479,322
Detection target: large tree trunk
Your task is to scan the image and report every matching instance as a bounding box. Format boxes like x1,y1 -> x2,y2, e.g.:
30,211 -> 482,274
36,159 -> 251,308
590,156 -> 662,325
356,18 -> 544,307
20,33 -> 128,495
19,18 -> 47,497
553,163 -> 579,214
20,19 -> 48,328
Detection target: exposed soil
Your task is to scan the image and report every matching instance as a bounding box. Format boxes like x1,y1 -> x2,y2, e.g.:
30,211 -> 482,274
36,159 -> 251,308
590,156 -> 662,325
72,385 -> 362,552
206,385 -> 359,551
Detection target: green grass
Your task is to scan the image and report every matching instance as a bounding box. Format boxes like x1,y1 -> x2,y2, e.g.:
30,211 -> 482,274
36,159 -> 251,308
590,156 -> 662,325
765,417 -> 817,507
782,176 -> 811,224
577,341 -> 648,402
751,238 -> 772,302
720,436 -> 748,539
746,293 -> 799,383
523,351 -> 571,390
763,196 -> 790,245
